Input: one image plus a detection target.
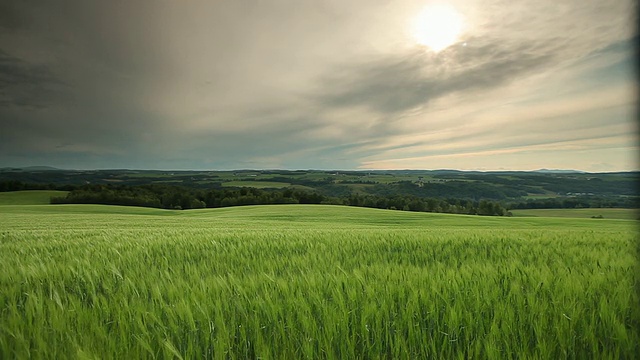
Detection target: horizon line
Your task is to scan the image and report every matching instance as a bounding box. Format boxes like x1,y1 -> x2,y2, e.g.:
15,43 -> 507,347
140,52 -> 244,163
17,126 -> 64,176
1,166 -> 638,174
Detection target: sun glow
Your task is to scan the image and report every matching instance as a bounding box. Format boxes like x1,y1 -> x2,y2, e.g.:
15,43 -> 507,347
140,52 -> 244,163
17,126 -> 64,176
411,3 -> 464,52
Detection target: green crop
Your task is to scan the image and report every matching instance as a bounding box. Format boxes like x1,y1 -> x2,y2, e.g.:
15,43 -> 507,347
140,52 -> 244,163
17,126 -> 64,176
1,204 -> 638,359
0,190 -> 68,205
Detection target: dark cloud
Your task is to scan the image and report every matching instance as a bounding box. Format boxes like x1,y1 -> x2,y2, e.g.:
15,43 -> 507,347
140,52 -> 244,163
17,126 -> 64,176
0,50 -> 64,109
0,0 -> 634,170
0,1 -> 32,30
315,39 -> 555,115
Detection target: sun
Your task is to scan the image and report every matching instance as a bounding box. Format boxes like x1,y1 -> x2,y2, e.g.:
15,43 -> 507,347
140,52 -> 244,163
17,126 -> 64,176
411,3 -> 464,52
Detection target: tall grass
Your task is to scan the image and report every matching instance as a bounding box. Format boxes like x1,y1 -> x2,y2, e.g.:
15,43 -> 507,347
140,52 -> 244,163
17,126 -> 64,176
0,205 -> 638,358
0,190 -> 68,205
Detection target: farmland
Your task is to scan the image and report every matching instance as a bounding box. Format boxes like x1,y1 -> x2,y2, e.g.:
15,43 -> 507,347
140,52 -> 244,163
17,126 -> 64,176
1,203 -> 638,358
511,208 -> 640,220
2,168 -> 638,203
0,190 -> 68,205
221,181 -> 291,189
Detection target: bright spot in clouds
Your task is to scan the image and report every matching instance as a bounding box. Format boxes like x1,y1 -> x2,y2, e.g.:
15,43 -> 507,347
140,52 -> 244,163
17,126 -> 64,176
411,2 -> 464,52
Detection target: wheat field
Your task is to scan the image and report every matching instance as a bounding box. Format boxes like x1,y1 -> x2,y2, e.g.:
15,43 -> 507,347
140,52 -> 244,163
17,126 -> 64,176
1,204 -> 638,359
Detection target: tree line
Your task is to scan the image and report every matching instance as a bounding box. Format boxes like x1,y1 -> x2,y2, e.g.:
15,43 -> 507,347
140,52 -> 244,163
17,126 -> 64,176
40,183 -> 509,216
506,196 -> 639,209
2,180 -> 636,215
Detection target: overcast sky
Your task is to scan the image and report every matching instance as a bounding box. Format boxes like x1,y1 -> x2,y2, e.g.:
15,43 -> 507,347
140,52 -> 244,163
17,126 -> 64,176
0,0 -> 637,171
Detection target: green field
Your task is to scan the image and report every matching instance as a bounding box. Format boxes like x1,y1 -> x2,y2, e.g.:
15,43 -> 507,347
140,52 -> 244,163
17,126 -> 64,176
511,208 -> 640,220
521,194 -> 561,199
222,181 -> 290,188
0,190 -> 68,205
0,204 -> 638,358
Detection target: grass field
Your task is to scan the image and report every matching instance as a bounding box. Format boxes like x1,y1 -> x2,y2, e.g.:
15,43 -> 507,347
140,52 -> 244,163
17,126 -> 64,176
511,208 -> 639,220
521,194 -> 561,199
222,181 -> 291,188
0,190 -> 68,205
0,203 -> 638,358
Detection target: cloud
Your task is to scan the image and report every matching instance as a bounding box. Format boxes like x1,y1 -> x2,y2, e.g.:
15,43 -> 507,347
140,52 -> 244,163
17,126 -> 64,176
354,79 -> 637,165
311,0 -> 635,118
0,50 -> 64,108
314,42 -> 555,115
0,0 -> 636,170
0,1 -> 27,30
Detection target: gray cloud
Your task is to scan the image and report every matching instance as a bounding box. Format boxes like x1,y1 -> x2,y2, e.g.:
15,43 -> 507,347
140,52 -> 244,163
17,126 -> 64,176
0,1 -> 41,31
314,39 -> 555,115
0,50 -> 64,108
0,0 -> 636,170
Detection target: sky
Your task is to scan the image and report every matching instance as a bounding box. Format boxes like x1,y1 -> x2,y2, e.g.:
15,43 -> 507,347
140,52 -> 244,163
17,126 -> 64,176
0,0 -> 637,171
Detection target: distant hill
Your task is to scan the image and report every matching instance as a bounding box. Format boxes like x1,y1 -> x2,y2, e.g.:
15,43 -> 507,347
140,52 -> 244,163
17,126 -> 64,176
533,169 -> 587,174
0,166 -> 61,171
0,168 -> 637,202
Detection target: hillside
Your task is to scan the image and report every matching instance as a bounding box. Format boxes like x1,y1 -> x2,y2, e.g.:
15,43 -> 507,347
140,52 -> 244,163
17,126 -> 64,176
1,169 -> 637,213
0,190 -> 69,205
0,203 -> 637,358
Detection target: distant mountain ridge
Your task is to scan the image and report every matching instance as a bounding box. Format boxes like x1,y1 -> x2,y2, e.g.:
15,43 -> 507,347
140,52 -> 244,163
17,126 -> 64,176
532,169 -> 587,174
1,167 -> 635,174
0,166 -> 61,171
